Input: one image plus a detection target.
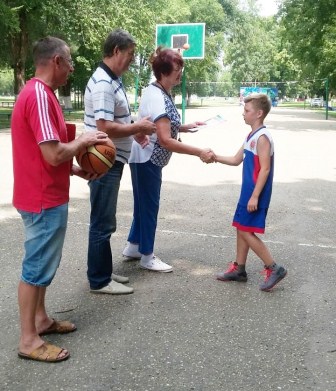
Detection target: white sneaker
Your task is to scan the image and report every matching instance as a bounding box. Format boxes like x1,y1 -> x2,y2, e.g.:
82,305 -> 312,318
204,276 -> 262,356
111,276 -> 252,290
122,243 -> 142,260
90,280 -> 134,295
140,256 -> 173,273
112,273 -> 129,284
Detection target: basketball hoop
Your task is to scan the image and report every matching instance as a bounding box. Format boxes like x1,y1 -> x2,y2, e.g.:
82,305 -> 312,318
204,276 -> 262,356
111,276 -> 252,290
155,23 -> 205,123
174,43 -> 190,57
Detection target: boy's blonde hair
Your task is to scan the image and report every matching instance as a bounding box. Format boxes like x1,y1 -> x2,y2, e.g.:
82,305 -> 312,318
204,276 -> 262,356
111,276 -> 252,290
244,93 -> 271,117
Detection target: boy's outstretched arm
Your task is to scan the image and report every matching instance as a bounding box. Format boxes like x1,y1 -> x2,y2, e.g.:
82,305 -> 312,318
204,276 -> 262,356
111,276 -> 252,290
215,145 -> 244,166
247,135 -> 271,212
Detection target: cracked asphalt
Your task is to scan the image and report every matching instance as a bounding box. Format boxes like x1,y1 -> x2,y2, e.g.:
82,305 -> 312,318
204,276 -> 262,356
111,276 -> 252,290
0,105 -> 335,391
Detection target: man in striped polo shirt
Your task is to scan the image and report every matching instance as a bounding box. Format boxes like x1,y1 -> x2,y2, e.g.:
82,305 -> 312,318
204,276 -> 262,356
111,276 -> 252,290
84,29 -> 156,295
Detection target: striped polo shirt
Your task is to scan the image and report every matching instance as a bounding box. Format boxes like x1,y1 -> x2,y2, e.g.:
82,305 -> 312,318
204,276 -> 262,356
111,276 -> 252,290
84,62 -> 132,163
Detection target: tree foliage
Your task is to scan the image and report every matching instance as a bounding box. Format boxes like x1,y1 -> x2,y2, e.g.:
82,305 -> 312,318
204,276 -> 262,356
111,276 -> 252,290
1,0 -> 336,102
280,0 -> 336,95
224,13 -> 280,83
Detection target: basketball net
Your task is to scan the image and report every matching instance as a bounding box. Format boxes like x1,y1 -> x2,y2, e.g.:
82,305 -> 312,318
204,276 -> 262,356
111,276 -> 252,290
173,47 -> 185,57
172,44 -> 189,57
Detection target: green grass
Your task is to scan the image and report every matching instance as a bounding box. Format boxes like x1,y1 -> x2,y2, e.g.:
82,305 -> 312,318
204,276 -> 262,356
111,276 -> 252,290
0,107 -> 12,130
277,102 -> 336,117
63,110 -> 84,122
0,96 -> 15,102
1,101 -> 335,131
0,107 -> 85,130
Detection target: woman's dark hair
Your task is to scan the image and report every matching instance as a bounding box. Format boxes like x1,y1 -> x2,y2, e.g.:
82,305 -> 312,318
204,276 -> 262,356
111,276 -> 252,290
150,47 -> 184,81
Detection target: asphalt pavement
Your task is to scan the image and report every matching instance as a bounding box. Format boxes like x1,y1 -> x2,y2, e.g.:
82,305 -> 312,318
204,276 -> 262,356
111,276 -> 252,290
0,105 -> 335,391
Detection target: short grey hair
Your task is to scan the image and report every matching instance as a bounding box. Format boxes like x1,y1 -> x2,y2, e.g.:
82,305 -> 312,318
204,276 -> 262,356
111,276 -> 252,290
103,29 -> 136,57
32,36 -> 69,66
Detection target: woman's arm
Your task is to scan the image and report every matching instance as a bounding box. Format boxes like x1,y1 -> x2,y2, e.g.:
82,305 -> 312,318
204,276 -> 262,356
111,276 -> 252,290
156,117 -> 215,162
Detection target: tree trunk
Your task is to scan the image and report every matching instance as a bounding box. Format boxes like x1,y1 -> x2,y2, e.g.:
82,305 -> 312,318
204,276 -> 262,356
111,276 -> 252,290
58,81 -> 73,110
10,10 -> 29,97
187,89 -> 192,106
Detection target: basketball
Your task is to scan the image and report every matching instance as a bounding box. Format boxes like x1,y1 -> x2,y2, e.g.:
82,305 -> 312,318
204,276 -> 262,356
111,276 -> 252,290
76,141 -> 116,175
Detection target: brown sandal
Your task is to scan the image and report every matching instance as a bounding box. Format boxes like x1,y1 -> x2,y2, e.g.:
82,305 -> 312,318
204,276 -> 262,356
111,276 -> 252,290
18,342 -> 70,362
39,319 -> 77,336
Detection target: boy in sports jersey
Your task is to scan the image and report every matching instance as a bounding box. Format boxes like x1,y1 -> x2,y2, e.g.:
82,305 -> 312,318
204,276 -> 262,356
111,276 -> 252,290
215,93 -> 287,292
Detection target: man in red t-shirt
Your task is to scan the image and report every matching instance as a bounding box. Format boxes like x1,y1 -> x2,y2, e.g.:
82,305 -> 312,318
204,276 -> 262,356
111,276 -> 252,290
11,36 -> 110,363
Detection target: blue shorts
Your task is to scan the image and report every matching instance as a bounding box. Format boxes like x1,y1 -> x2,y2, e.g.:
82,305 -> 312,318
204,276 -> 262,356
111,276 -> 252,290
18,204 -> 68,287
232,204 -> 268,234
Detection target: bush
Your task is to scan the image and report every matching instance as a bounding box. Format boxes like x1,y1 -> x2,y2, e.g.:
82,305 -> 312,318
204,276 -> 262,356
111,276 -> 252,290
0,68 -> 14,96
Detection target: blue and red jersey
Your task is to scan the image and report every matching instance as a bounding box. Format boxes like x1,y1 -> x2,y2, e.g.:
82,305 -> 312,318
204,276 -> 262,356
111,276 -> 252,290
238,126 -> 274,208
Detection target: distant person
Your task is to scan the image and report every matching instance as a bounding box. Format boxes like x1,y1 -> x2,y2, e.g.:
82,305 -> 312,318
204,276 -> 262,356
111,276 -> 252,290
11,36 -> 109,362
122,47 -> 215,272
215,93 -> 287,291
84,29 -> 156,294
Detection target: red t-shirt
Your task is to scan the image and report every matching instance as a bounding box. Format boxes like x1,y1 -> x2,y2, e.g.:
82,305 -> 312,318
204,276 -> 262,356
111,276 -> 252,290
11,78 -> 71,213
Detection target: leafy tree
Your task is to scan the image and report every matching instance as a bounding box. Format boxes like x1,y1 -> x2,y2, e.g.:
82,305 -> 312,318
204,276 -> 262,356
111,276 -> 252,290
280,0 -> 336,95
0,0 -> 166,103
0,68 -> 15,95
224,11 -> 280,84
0,1 -> 34,94
0,0 -> 80,95
183,0 -> 226,98
2,0 -> 335,107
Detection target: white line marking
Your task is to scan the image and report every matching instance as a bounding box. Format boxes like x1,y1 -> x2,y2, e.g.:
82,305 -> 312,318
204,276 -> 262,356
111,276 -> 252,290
70,222 -> 335,250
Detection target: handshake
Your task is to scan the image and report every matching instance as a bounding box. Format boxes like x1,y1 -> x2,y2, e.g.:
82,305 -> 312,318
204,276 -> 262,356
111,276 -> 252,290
200,148 -> 216,164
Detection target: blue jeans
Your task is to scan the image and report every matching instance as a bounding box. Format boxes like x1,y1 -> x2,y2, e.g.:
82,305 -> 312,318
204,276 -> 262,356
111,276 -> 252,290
87,161 -> 124,289
128,161 -> 162,254
18,204 -> 68,287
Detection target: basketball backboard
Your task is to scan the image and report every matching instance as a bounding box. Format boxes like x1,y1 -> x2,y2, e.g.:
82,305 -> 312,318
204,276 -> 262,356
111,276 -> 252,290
156,23 -> 205,59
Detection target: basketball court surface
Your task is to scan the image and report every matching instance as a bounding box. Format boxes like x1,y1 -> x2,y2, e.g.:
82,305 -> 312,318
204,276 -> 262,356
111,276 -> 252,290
0,105 -> 335,390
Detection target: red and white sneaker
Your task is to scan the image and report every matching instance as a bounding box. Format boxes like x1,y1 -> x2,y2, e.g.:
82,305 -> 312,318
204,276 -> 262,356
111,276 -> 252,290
216,262 -> 247,282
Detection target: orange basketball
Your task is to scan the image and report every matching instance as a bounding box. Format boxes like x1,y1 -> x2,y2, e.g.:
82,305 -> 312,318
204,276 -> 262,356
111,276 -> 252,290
76,141 -> 116,175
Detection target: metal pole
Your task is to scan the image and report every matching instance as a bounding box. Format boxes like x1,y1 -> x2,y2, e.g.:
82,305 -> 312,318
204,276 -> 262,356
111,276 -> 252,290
134,73 -> 139,114
182,68 -> 186,124
325,77 -> 329,120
